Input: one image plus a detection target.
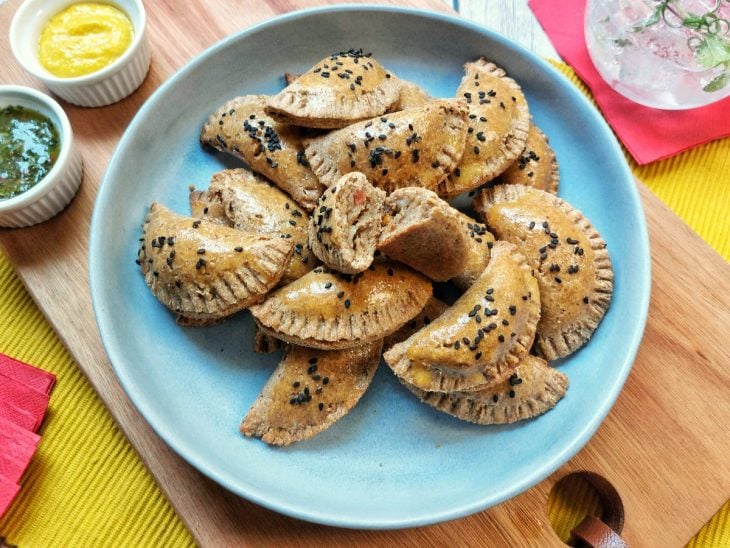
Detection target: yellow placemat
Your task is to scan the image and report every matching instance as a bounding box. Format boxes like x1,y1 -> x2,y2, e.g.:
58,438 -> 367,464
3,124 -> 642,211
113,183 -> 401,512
0,64 -> 727,546
0,254 -> 193,547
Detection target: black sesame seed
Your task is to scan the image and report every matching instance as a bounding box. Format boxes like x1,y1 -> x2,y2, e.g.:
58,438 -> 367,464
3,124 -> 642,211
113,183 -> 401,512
322,376 -> 329,385
498,334 -> 505,342
509,390 -> 516,398
344,299 -> 351,309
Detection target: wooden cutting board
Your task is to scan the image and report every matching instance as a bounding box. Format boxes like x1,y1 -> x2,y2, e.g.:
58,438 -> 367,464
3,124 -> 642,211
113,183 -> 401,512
1,1 -> 729,545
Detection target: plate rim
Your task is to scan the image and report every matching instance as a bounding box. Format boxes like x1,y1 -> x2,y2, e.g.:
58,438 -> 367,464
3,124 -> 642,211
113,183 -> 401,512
89,3 -> 651,529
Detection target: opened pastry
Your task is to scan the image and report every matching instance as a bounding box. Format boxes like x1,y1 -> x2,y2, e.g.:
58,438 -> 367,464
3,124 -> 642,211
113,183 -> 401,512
377,187 -> 470,281
308,172 -> 386,274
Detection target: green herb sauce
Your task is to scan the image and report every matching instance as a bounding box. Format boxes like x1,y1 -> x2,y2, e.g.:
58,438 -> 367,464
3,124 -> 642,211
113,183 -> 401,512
0,105 -> 60,200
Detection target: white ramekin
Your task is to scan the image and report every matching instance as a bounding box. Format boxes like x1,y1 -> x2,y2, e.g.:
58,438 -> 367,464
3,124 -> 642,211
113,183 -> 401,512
9,0 -> 151,107
0,86 -> 83,228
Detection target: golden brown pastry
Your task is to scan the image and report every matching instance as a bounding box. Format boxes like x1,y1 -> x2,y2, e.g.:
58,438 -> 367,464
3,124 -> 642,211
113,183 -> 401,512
189,188 -> 229,225
377,187 -> 470,281
384,241 -> 540,392
250,262 -> 432,350
491,122 -> 559,193
390,79 -> 432,110
137,203 -> 293,324
266,49 -> 401,129
403,355 -> 568,424
200,95 -> 325,210
304,100 -> 468,193
473,184 -> 613,360
207,168 -> 317,284
452,211 -> 496,290
308,172 -> 386,274
253,324 -> 283,354
241,341 -> 382,446
437,58 -> 530,198
383,296 -> 449,351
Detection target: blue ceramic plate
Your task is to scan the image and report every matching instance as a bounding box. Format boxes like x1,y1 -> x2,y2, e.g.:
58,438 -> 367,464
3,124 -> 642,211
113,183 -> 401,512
90,6 -> 650,529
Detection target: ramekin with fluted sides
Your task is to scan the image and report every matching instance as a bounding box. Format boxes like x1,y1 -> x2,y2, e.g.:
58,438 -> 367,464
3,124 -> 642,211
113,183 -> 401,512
0,86 -> 83,227
9,0 -> 151,107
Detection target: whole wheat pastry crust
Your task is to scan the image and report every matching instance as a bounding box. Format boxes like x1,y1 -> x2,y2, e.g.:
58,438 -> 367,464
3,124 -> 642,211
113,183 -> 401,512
200,94 -> 325,211
383,296 -> 449,351
377,187 -> 471,281
138,203 -> 293,323
404,355 -> 568,424
473,184 -> 613,360
241,341 -> 382,445
390,78 -> 432,111
250,263 -> 432,350
438,58 -> 530,198
205,168 -> 318,284
308,172 -> 386,274
266,49 -> 401,129
384,241 -> 541,392
304,99 -> 468,193
491,122 -> 559,193
452,211 -> 496,290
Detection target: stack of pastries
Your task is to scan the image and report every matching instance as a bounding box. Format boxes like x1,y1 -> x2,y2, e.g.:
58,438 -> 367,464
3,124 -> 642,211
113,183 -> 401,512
137,49 -> 613,446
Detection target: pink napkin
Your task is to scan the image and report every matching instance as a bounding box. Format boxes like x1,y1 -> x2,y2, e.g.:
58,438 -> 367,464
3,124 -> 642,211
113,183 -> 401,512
0,353 -> 56,518
0,353 -> 56,395
0,417 -> 41,484
529,0 -> 730,164
0,372 -> 50,432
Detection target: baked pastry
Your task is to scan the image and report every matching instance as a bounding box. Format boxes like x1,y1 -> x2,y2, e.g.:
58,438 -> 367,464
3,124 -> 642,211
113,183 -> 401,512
491,122 -> 559,193
304,100 -> 468,193
137,203 -> 293,323
452,211 -> 496,290
250,262 -> 432,350
241,341 -> 382,445
266,49 -> 401,129
437,58 -> 530,198
383,296 -> 449,351
377,187 -> 470,281
473,184 -> 613,360
384,241 -> 540,392
404,355 -> 568,424
253,324 -> 283,354
200,95 -> 325,210
308,172 -> 386,274
391,79 -> 432,110
189,188 -> 229,225
207,168 -> 317,284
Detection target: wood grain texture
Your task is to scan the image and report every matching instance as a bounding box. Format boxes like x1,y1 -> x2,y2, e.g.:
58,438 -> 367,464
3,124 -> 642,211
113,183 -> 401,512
1,1 -> 729,546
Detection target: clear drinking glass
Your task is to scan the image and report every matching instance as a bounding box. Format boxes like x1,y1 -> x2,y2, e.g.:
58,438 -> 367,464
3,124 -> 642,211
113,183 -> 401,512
585,0 -> 730,109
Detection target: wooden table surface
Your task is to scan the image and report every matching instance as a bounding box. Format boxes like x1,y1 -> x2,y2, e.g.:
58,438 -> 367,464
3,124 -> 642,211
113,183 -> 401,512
1,1 -> 729,546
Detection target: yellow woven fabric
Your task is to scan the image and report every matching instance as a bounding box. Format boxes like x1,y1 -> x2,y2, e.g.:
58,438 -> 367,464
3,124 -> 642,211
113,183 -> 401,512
0,62 -> 726,546
0,252 -> 193,547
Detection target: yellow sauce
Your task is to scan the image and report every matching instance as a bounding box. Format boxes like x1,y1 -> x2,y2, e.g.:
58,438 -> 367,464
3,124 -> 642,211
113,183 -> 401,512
38,3 -> 134,78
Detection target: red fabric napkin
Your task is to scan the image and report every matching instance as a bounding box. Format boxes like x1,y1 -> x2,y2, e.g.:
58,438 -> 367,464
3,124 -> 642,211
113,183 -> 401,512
0,475 -> 20,518
0,353 -> 56,395
0,372 -> 50,432
529,0 -> 730,164
0,417 -> 40,484
0,353 -> 56,518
